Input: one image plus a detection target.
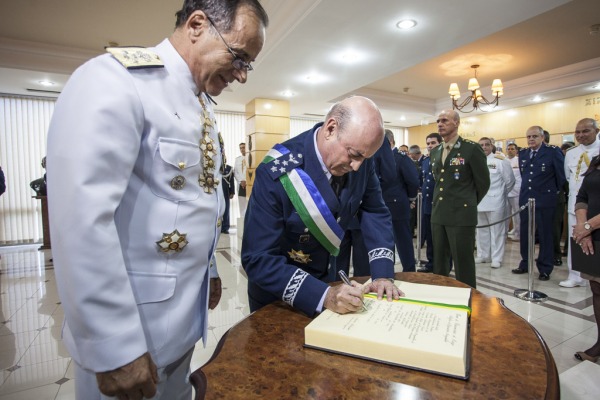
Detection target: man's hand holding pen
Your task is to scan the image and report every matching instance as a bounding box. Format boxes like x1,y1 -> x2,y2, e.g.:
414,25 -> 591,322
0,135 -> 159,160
324,271 -> 405,314
323,281 -> 366,314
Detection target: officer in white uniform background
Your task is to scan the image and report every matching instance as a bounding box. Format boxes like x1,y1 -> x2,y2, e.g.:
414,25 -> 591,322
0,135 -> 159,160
475,137 -> 515,268
506,142 -> 522,241
560,118 -> 600,288
46,1 -> 268,399
234,142 -> 248,217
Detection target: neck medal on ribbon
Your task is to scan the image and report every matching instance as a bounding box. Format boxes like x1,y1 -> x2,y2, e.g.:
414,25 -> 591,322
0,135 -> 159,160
198,95 -> 220,193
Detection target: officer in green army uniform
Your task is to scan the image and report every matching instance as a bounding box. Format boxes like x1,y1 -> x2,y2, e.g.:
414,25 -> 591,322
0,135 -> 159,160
429,110 -> 490,288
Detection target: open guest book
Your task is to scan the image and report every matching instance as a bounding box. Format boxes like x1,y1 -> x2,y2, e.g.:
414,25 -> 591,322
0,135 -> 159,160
304,280 -> 472,380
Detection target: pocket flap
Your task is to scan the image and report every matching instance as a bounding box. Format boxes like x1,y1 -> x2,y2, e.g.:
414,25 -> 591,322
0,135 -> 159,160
158,137 -> 200,169
127,271 -> 177,304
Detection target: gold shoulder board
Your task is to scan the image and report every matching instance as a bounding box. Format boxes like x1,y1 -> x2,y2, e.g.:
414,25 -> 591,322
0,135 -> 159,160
494,154 -> 505,160
106,47 -> 164,69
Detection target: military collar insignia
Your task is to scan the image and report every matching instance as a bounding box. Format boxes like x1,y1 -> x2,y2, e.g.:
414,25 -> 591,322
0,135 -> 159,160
106,47 -> 164,69
265,152 -> 304,180
288,249 -> 312,264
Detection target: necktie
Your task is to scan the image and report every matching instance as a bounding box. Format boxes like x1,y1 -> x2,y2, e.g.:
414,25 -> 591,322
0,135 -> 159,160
530,150 -> 537,160
331,175 -> 346,198
442,144 -> 452,164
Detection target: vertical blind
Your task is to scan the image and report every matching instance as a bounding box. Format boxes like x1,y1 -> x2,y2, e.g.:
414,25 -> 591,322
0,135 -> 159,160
0,95 -> 404,244
0,95 -> 55,244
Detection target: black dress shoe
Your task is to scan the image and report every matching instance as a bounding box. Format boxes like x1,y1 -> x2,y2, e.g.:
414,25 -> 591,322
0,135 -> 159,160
512,268 -> 527,274
553,258 -> 562,266
539,273 -> 550,281
417,267 -> 432,273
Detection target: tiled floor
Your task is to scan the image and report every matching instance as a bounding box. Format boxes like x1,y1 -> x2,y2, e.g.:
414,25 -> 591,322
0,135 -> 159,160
0,233 -> 598,399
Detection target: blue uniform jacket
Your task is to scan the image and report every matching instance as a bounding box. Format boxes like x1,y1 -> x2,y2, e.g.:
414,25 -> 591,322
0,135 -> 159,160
518,144 -> 565,209
421,156 -> 434,215
375,141 -> 419,221
241,123 -> 395,316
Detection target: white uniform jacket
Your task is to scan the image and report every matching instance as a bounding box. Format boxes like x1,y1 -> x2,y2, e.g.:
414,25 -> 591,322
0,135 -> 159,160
565,140 -> 600,213
477,153 -> 515,212
234,155 -> 246,185
46,39 -> 223,373
507,156 -> 521,198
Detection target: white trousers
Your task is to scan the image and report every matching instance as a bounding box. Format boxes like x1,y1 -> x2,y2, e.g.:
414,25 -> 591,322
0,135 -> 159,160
74,348 -> 195,400
507,196 -> 520,237
477,209 -> 507,263
237,195 -> 248,219
566,212 -> 582,281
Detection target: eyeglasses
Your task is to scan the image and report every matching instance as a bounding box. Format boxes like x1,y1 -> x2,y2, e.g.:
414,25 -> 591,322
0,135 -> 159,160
206,15 -> 253,72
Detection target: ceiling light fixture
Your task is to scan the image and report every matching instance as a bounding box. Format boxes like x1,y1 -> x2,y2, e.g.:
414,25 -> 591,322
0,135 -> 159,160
448,64 -> 503,113
396,19 -> 417,30
38,80 -> 55,87
281,90 -> 295,97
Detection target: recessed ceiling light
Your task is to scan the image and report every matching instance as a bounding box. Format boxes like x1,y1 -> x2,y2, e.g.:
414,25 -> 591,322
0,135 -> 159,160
532,95 -> 542,102
304,73 -> 326,84
400,115 -> 406,121
264,103 -> 272,109
281,90 -> 295,97
396,19 -> 417,30
38,80 -> 55,87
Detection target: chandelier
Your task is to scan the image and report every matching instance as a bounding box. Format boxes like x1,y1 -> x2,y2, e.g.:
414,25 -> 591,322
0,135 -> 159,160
448,64 -> 503,113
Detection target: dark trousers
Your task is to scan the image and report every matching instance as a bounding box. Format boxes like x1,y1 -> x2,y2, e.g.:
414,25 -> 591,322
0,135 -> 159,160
552,200 -> 565,258
432,223 -> 476,288
420,213 -> 434,270
519,206 -> 555,275
392,217 -> 416,272
222,196 -> 231,232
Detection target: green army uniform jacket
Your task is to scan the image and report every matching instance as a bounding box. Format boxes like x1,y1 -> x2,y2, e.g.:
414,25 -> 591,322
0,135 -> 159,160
429,136 -> 490,226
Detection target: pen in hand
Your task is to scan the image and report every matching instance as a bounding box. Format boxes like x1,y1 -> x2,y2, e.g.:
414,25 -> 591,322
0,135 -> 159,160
338,270 -> 368,311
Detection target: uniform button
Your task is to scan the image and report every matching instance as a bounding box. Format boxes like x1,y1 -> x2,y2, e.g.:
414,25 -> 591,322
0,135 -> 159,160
464,204 -> 467,207
529,179 -> 532,182
440,197 -> 443,200
336,217 -> 341,222
528,187 -> 531,189
304,228 -> 309,233
440,178 -> 444,182
217,219 -> 222,227
441,169 -> 445,173
440,188 -> 444,191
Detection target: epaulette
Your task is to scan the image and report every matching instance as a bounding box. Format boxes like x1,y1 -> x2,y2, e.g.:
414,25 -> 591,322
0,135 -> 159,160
494,153 -> 505,160
106,46 -> 164,69
264,150 -> 304,180
565,145 -> 577,152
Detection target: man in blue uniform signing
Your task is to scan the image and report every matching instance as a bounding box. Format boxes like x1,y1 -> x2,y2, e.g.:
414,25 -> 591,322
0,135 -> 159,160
242,96 -> 402,316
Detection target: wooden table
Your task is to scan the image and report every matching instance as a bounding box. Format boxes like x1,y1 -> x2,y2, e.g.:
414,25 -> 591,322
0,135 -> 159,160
191,273 -> 559,399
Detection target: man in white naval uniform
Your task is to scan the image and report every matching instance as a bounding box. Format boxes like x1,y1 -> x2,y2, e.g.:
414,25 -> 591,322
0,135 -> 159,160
560,118 -> 600,288
475,137 -> 515,268
506,143 -> 522,241
234,142 -> 248,217
46,1 -> 268,399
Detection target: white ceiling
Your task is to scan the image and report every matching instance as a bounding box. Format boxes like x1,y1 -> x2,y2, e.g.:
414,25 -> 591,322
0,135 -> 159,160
1,0 -> 600,128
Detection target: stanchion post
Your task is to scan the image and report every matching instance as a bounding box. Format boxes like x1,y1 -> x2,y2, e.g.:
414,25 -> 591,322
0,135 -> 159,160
514,198 -> 548,302
415,193 -> 422,268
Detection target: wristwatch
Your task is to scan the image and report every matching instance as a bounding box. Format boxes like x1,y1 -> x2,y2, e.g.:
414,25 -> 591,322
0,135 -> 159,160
584,221 -> 592,231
